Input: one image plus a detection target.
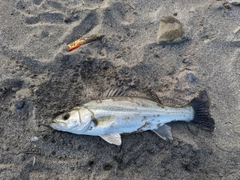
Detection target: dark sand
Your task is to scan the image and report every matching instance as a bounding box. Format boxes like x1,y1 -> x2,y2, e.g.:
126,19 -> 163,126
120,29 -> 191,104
0,0 -> 240,179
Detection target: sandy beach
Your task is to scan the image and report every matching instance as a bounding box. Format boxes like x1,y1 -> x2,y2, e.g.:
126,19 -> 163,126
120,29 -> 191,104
0,0 -> 240,179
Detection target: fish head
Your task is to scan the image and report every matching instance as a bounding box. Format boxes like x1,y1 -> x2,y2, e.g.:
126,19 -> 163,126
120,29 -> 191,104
50,110 -> 81,132
51,106 -> 93,133
50,106 -> 93,134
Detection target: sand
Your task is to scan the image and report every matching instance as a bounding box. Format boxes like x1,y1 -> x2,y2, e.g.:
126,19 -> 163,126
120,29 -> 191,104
0,0 -> 240,179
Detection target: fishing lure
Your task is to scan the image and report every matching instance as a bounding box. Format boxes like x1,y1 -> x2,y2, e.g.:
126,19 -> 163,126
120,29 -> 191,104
67,34 -> 104,51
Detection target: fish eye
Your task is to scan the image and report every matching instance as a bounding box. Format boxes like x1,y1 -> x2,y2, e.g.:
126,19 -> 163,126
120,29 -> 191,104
62,113 -> 70,120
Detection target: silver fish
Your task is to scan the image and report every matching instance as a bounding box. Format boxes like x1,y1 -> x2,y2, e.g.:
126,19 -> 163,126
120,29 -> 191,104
50,91 -> 214,145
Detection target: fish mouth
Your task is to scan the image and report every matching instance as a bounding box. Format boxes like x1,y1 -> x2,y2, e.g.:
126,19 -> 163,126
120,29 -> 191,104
50,122 -> 65,129
50,120 -> 68,128
49,122 -> 57,129
50,121 -> 59,126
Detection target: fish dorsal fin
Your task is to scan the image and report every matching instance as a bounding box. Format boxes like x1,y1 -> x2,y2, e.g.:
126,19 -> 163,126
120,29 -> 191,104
102,87 -> 128,98
100,133 -> 122,145
152,124 -> 173,140
92,116 -> 116,127
145,89 -> 162,104
103,87 -> 162,102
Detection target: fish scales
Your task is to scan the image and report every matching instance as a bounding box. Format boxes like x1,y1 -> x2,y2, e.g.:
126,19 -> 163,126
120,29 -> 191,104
82,97 -> 194,135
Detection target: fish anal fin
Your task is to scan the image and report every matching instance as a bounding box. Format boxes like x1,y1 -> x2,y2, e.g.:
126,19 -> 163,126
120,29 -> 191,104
92,116 -> 116,126
152,124 -> 173,141
100,133 -> 122,145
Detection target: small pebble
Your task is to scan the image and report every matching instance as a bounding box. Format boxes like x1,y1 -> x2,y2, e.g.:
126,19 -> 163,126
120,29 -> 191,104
223,2 -> 231,9
11,87 -> 21,92
14,100 -> 25,110
32,156 -> 36,166
233,26 -> 240,34
187,72 -> 196,82
31,137 -> 39,142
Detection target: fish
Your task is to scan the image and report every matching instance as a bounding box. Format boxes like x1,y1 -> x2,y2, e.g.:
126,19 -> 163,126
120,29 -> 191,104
50,90 -> 214,145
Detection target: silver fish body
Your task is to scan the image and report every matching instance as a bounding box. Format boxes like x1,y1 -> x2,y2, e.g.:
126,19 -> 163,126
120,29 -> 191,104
50,92 -> 214,145
78,97 -> 193,135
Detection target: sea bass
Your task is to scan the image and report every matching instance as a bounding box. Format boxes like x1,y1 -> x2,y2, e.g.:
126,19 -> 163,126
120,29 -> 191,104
50,91 -> 214,145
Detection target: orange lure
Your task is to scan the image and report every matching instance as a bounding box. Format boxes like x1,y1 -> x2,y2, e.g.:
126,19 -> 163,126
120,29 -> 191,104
67,34 -> 104,51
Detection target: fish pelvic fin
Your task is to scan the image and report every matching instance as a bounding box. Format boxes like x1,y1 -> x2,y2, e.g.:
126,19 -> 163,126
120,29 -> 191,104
100,133 -> 122,146
189,91 -> 215,132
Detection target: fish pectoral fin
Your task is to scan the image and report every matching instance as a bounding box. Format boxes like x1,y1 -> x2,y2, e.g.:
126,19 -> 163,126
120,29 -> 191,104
152,124 -> 173,141
100,133 -> 122,146
92,116 -> 116,126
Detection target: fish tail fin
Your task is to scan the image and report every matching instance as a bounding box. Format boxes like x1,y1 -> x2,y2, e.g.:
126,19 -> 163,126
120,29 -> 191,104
189,91 -> 215,132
